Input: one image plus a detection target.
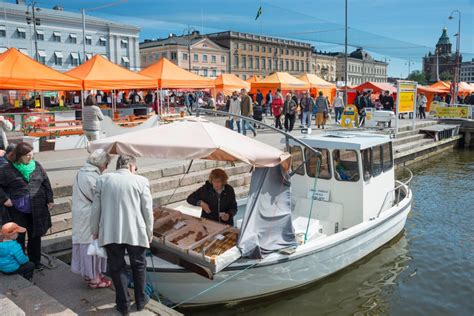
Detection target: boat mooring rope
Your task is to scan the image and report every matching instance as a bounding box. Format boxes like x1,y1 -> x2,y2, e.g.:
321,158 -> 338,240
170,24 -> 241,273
171,260 -> 261,309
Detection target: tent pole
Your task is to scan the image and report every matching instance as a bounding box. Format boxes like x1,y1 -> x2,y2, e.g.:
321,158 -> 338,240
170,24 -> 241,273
81,89 -> 84,121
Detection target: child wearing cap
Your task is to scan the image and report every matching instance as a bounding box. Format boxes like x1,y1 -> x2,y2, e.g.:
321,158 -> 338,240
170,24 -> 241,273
0,222 -> 34,280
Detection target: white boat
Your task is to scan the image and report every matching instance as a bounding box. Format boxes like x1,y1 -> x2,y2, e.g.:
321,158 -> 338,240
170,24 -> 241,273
145,132 -> 413,306
90,118 -> 413,307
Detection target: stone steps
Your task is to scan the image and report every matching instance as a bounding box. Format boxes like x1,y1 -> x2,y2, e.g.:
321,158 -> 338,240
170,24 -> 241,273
392,133 -> 426,147
394,138 -> 436,155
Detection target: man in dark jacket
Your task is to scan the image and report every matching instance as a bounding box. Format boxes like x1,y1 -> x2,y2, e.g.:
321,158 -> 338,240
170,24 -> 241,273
381,90 -> 394,111
256,90 -> 264,107
265,90 -> 273,116
187,169 -> 237,226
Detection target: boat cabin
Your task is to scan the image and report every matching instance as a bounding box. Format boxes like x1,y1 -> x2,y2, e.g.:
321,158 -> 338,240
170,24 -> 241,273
288,132 -> 395,240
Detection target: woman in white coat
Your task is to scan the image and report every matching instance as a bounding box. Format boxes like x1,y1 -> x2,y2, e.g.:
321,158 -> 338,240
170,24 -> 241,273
71,149 -> 112,288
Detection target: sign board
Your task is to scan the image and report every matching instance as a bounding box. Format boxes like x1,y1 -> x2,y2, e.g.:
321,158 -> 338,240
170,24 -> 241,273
341,105 -> 358,128
59,99 -> 64,107
435,106 -> 469,118
34,99 -> 40,108
307,189 -> 330,202
14,100 -> 20,108
395,80 -> 417,134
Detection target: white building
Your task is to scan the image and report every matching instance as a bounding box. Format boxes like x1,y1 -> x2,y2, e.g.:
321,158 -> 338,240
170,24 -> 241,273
460,59 -> 474,83
0,0 -> 141,71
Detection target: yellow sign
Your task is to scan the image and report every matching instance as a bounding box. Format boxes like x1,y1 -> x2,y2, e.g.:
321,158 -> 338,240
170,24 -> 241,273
341,105 -> 358,128
399,83 -> 417,91
435,107 -> 469,118
398,91 -> 416,112
35,99 -> 41,108
59,99 -> 64,107
14,100 -> 20,108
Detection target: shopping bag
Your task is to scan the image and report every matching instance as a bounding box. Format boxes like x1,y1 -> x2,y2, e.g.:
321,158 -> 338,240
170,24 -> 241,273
87,240 -> 107,258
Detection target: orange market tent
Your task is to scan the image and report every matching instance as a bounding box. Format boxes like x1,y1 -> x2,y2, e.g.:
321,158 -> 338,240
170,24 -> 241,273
0,48 -> 82,91
298,73 -> 336,103
354,81 -> 396,94
429,81 -> 450,91
417,85 -> 445,111
246,75 -> 261,83
139,57 -> 214,89
214,74 -> 250,96
458,82 -> 474,93
251,72 -> 309,96
65,54 -> 157,90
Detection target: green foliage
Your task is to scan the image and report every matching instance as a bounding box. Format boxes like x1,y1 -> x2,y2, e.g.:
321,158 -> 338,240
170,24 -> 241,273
407,70 -> 428,85
439,70 -> 453,81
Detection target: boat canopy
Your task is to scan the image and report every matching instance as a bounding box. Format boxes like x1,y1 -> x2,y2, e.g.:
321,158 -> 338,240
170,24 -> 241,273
90,118 -> 291,169
294,132 -> 391,151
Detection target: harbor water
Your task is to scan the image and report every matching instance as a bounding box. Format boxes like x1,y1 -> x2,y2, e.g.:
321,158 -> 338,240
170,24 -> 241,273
186,149 -> 474,316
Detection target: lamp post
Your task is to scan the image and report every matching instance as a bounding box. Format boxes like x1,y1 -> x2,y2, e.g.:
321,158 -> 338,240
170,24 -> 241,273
449,10 -> 461,105
183,26 -> 199,72
25,1 -> 40,62
405,60 -> 414,78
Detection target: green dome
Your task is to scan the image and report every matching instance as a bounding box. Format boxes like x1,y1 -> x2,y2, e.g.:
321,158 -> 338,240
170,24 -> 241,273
437,27 -> 451,45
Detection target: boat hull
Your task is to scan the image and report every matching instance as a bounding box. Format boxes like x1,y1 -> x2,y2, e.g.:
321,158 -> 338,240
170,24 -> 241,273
146,193 -> 412,306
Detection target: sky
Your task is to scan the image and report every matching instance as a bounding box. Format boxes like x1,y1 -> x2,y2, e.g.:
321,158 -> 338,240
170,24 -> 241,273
5,0 -> 474,77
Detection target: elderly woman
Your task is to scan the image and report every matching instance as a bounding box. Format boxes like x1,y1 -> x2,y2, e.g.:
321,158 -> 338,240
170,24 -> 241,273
71,149 -> 111,288
0,142 -> 54,270
82,95 -> 104,142
187,169 -> 238,226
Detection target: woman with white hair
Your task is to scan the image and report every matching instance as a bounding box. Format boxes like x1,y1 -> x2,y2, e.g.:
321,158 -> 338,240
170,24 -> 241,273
71,149 -> 112,288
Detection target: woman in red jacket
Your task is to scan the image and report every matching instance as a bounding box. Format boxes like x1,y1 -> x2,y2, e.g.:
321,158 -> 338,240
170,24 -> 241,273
271,89 -> 284,130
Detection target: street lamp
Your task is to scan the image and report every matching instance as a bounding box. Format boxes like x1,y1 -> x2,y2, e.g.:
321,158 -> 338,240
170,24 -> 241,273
405,60 -> 414,78
448,10 -> 461,105
25,1 -> 40,62
183,26 -> 199,72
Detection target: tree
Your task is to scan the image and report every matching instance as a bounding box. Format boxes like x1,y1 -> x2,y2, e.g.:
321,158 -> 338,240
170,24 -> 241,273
439,70 -> 453,81
407,70 -> 428,85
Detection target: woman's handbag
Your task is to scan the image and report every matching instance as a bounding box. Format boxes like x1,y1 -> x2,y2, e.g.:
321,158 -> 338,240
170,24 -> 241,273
87,240 -> 107,258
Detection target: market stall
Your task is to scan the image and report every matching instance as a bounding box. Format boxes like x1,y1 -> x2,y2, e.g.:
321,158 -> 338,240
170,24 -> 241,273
214,74 -> 250,96
245,75 -> 261,84
417,85 -> 445,112
250,72 -> 310,96
298,73 -> 336,103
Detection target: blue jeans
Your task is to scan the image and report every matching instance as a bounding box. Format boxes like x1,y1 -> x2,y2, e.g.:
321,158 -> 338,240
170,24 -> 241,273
335,107 -> 343,122
302,111 -> 312,127
229,118 -> 241,133
242,119 -> 255,135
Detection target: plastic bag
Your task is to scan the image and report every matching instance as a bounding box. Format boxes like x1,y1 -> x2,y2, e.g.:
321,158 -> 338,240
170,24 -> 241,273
87,240 -> 107,258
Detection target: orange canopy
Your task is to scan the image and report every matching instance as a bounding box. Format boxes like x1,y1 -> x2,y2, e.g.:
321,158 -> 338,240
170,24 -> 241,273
354,81 -> 396,94
429,81 -> 450,91
214,74 -> 250,96
139,57 -> 214,89
246,75 -> 261,83
298,73 -> 336,102
458,82 -> 474,93
0,48 -> 82,91
65,55 -> 157,90
251,72 -> 309,91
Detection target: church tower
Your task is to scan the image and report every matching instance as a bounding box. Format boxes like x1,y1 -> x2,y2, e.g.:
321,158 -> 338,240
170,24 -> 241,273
435,27 -> 452,56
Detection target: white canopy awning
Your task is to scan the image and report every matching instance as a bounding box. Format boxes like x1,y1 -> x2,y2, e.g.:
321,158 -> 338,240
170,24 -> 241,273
54,51 -> 63,58
86,53 -> 92,60
70,52 -> 79,59
17,27 -> 26,33
36,29 -> 44,35
121,39 -> 128,44
19,48 -> 28,55
53,31 -> 61,36
38,50 -> 46,57
0,25 -> 5,31
69,33 -> 77,39
90,118 -> 291,169
99,36 -> 107,42
85,35 -> 92,40
121,56 -> 129,63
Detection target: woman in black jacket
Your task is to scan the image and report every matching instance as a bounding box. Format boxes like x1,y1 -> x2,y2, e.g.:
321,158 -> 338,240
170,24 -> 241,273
0,142 -> 54,270
187,169 -> 237,226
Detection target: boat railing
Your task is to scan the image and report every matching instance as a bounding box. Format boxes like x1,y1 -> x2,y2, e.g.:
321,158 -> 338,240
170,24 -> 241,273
376,166 -> 413,218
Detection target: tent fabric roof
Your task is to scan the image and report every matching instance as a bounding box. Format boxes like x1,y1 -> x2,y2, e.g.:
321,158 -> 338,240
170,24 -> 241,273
245,75 -> 261,83
139,57 -> 214,89
0,48 -> 82,91
418,85 -> 445,93
429,81 -> 450,91
298,73 -> 335,88
65,54 -> 157,90
354,81 -> 396,94
429,81 -> 474,93
90,118 -> 291,169
214,74 -> 250,95
251,72 -> 310,90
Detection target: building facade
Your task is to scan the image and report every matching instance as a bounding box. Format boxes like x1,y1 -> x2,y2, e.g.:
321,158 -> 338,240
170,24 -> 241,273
206,31 -> 313,80
422,27 -> 460,83
330,48 -> 388,85
0,1 -> 141,71
139,32 -> 228,77
460,59 -> 474,83
312,51 -> 337,82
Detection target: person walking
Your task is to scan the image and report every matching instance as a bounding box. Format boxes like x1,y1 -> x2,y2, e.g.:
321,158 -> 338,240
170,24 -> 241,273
71,149 -> 112,289
271,89 -> 284,130
300,91 -> 314,128
283,93 -> 297,132
417,93 -> 427,119
357,92 -> 368,127
256,89 -> 264,107
315,91 -> 329,129
228,91 -> 241,133
0,142 -> 53,270
333,92 -> 344,124
240,89 -> 256,137
90,155 -> 153,314
265,90 -> 273,116
82,95 -> 104,142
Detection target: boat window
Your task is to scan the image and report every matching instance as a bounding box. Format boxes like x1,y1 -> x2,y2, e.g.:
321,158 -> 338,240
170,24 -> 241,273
373,145 -> 383,176
305,148 -> 331,179
289,146 -> 304,175
361,149 -> 372,181
333,149 -> 360,182
382,142 -> 393,172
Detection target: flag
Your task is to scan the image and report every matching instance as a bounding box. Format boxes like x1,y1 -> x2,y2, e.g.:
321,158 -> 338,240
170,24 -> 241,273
255,6 -> 262,20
